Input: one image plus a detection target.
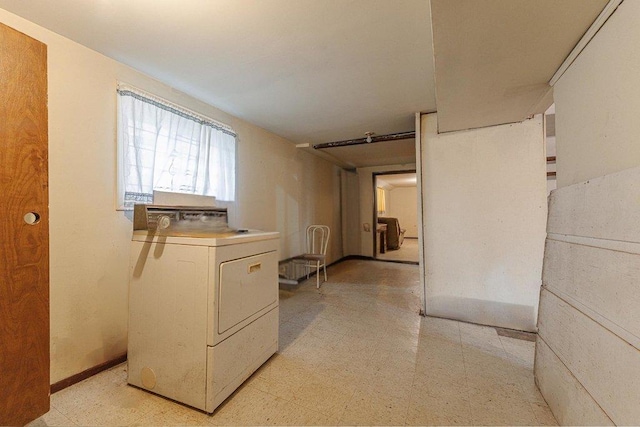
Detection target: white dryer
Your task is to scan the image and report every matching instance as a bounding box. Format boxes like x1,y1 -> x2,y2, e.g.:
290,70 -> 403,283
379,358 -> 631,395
127,205 -> 279,412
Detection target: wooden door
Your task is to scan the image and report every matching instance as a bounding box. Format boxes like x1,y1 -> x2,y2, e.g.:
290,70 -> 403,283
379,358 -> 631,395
0,22 -> 50,426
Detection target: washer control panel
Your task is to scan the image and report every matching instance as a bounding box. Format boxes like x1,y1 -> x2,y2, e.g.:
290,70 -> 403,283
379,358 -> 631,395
133,204 -> 229,231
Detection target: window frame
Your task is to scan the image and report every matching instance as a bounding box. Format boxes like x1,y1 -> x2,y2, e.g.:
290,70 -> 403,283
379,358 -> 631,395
116,83 -> 237,210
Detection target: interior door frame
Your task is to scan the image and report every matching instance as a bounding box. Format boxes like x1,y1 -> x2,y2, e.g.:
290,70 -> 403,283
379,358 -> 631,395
371,169 -> 417,259
415,112 -> 427,316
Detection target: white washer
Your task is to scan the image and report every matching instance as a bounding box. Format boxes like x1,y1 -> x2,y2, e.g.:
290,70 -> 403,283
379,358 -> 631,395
127,206 -> 279,413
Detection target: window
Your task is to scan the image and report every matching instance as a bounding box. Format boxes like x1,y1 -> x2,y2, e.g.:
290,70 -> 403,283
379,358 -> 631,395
377,187 -> 386,214
117,84 -> 236,209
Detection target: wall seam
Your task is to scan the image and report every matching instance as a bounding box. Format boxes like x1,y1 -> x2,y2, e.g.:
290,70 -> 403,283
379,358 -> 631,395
536,334 -> 615,424
543,285 -> 640,350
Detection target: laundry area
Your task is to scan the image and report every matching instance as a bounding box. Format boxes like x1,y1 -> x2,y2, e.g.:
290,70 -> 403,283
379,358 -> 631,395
33,260 -> 555,426
2,0 -> 639,426
127,205 -> 279,413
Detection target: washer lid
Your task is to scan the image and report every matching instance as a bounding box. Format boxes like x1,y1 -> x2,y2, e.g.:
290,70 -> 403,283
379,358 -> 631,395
131,229 -> 279,246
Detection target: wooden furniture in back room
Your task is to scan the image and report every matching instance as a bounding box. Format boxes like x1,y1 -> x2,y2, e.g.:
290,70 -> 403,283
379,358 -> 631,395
377,217 -> 406,250
376,223 -> 388,254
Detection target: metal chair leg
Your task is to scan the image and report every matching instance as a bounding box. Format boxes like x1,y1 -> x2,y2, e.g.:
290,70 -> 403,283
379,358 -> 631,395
316,260 -> 320,289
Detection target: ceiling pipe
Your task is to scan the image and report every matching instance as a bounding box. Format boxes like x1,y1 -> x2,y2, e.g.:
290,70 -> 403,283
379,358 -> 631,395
313,131 -> 415,150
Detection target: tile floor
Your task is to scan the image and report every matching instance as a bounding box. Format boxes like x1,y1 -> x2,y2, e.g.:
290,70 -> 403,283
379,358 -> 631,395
376,238 -> 419,263
31,259 -> 556,426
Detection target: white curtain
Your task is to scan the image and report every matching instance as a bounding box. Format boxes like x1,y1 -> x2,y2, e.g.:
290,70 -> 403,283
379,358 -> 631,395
117,85 -> 236,208
377,187 -> 386,214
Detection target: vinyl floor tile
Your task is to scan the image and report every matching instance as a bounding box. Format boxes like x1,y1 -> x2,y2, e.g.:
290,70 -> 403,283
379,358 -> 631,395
30,260 -> 556,426
340,389 -> 410,426
406,392 -> 473,426
469,393 -> 540,426
27,407 -> 76,427
289,375 -> 356,419
271,400 -> 339,426
209,385 -> 282,426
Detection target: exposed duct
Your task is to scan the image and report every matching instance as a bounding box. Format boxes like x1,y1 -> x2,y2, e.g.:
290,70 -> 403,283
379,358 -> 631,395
313,131 -> 415,150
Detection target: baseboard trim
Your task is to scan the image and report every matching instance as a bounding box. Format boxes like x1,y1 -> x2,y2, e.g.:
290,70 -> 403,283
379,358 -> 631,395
338,254 -> 419,265
51,353 -> 127,394
373,258 -> 419,265
332,255 -> 374,264
495,326 -> 537,342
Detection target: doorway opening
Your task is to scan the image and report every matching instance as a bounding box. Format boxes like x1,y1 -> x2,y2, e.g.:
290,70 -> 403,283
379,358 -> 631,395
373,170 -> 419,264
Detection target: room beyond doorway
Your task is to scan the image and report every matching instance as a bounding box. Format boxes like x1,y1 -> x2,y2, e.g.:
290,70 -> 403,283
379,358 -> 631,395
373,171 -> 419,264
377,237 -> 419,263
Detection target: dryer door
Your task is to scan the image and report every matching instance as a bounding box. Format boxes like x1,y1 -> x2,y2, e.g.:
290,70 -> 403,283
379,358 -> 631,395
218,251 -> 278,334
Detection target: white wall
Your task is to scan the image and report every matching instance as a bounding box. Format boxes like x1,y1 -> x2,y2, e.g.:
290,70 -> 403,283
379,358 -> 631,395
538,168 -> 640,425
387,186 -> 418,238
421,113 -> 547,331
357,164 -> 416,257
554,1 -> 640,188
535,1 -> 640,424
0,9 -> 341,384
341,169 -> 360,257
